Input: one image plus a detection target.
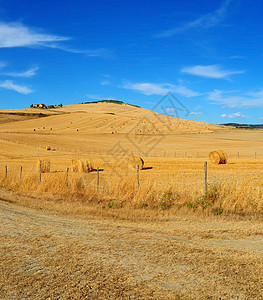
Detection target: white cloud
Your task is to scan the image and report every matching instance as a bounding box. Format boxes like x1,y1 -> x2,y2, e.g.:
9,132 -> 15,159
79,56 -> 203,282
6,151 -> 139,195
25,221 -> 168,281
5,67 -> 39,78
0,22 -> 111,57
207,89 -> 263,107
100,80 -> 110,86
221,112 -> 248,118
86,94 -> 118,101
53,46 -> 112,57
181,65 -> 244,79
229,55 -> 244,60
247,90 -> 263,98
124,82 -> 169,96
155,0 -> 233,38
86,94 -> 102,100
123,82 -> 200,97
0,22 -> 69,48
173,85 -> 200,97
189,112 -> 202,116
208,89 -> 245,107
0,80 -> 33,94
163,107 -> 176,113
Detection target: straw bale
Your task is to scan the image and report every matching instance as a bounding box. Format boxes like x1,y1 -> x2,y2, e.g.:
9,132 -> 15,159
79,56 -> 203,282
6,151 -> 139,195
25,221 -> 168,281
71,159 -> 94,173
127,156 -> 144,170
209,150 -> 228,164
36,159 -> 51,173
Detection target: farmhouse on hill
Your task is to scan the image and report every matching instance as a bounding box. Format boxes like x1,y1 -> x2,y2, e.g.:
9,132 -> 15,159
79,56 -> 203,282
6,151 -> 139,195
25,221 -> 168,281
33,103 -> 46,108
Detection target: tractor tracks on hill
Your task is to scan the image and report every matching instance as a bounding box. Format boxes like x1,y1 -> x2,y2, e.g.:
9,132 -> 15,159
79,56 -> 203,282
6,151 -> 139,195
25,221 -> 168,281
0,198 -> 263,299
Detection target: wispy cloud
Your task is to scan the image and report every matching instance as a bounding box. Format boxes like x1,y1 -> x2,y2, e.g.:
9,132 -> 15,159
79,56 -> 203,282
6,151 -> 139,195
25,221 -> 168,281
228,55 -> 244,60
124,83 -> 169,96
123,82 -> 200,97
189,112 -> 202,116
173,85 -> 200,97
208,89 -> 263,107
0,80 -> 33,94
100,80 -> 110,86
0,22 -> 69,48
50,45 -> 113,57
155,0 -> 232,38
0,22 -> 111,57
5,67 -> 39,78
181,65 -> 244,79
221,112 -> 248,118
86,94 -> 118,101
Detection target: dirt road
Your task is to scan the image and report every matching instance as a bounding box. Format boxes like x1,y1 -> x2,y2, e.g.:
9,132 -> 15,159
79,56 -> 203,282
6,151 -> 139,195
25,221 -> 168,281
0,197 -> 263,299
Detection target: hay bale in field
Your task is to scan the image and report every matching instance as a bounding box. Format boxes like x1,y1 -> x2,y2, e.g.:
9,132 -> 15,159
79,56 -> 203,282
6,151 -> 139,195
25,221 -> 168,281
209,150 -> 228,164
71,159 -> 79,172
46,146 -> 51,151
36,159 -> 51,173
127,155 -> 144,170
71,159 -> 94,173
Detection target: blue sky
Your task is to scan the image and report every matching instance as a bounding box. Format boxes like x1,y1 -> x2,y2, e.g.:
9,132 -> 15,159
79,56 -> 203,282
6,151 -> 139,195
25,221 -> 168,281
0,0 -> 263,124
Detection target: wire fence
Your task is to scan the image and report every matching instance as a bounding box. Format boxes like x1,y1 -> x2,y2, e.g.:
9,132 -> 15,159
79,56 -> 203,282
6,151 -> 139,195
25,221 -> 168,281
1,158 -> 263,197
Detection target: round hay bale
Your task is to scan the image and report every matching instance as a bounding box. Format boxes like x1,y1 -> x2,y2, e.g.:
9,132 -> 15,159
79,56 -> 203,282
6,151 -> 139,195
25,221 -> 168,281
209,150 -> 228,164
72,159 -> 94,173
46,146 -> 51,151
127,155 -> 144,170
71,159 -> 79,172
36,159 -> 51,173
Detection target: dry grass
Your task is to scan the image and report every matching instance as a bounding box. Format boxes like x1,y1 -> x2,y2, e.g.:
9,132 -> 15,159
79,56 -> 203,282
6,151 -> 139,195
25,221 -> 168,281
36,159 -> 50,173
1,102 -> 263,217
1,193 -> 262,299
1,157 -> 263,217
1,103 -> 263,299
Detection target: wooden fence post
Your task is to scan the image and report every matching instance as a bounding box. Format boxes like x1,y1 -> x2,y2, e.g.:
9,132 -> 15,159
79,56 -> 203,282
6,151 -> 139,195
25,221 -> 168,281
66,167 -> 69,187
97,167 -> 99,193
20,166 -> 22,183
238,152 -> 239,159
136,164 -> 139,189
255,152 -> 257,159
39,166 -> 42,183
204,161 -> 207,193
5,166 -> 7,179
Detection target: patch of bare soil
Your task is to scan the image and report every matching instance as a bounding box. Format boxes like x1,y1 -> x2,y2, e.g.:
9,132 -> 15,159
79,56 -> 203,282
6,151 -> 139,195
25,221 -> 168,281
0,195 -> 263,299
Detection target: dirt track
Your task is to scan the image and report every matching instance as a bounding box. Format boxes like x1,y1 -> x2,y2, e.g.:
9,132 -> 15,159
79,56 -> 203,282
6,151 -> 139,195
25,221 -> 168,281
0,196 -> 263,299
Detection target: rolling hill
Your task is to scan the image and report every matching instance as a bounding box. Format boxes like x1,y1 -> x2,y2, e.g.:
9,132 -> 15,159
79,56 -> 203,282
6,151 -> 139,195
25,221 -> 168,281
0,102 -> 262,161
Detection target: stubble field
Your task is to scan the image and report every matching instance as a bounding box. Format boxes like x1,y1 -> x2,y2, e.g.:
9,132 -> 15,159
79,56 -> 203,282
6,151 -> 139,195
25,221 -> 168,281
0,102 -> 263,299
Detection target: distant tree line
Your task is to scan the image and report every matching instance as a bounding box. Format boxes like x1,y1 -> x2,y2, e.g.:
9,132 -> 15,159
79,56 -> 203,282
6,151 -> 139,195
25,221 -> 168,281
221,123 -> 263,129
84,99 -> 140,108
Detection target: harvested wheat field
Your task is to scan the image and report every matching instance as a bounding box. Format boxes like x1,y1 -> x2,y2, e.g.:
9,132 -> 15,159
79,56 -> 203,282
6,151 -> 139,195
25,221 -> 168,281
0,102 -> 263,299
